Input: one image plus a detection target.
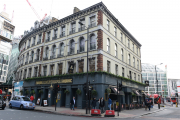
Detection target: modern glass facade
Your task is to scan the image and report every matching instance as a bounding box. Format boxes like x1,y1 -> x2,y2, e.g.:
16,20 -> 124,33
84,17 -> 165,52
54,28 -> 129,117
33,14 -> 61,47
142,63 -> 168,97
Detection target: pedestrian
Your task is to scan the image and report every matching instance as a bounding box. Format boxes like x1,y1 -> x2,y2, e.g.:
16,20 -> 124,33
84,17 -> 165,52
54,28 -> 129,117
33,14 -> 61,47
148,99 -> 151,111
145,99 -> 148,110
91,97 -> 98,109
108,97 -> 112,110
171,101 -> 173,106
99,97 -> 105,113
30,95 -> 34,101
70,96 -> 75,110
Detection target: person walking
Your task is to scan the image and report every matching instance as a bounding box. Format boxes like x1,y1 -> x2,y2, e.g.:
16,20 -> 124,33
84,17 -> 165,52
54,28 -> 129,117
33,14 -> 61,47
30,95 -> 34,101
108,97 -> 112,110
92,98 -> 99,109
70,96 -> 75,110
148,99 -> 151,111
99,97 -> 105,113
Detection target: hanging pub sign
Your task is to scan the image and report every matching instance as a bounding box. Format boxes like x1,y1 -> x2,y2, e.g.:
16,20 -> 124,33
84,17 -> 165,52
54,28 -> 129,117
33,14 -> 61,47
68,63 -> 74,73
145,80 -> 149,86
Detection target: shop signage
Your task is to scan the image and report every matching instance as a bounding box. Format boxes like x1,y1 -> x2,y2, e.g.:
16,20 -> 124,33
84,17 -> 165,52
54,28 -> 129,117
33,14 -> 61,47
122,81 -> 138,88
36,79 -> 72,85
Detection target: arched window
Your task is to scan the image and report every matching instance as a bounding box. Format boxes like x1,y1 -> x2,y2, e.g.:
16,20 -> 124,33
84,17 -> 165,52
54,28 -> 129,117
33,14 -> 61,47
52,45 -> 56,58
115,43 -> 117,57
90,34 -> 96,50
31,51 -> 34,61
45,47 -> 49,58
128,54 -> 130,65
60,43 -> 64,56
121,49 -> 123,62
70,40 -> 75,54
107,38 -> 110,53
79,37 -> 85,52
37,49 -> 40,60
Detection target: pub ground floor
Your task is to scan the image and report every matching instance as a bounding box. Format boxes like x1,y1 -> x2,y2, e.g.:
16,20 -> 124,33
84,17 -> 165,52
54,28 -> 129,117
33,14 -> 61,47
22,73 -> 146,110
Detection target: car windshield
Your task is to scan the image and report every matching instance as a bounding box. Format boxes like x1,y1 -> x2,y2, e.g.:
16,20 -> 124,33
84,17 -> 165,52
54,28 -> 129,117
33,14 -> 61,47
22,97 -> 30,101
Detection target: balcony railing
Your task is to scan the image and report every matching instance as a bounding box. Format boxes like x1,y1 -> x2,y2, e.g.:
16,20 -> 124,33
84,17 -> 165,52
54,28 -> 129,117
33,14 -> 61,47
90,44 -> 96,50
69,28 -> 76,35
88,22 -> 96,28
50,55 -> 56,59
60,32 -> 65,38
57,54 -> 64,58
52,35 -> 57,40
46,37 -> 50,42
43,56 -> 48,60
68,49 -> 74,55
31,43 -> 35,47
29,60 -> 33,64
78,26 -> 85,32
37,41 -> 41,45
35,59 -> 39,62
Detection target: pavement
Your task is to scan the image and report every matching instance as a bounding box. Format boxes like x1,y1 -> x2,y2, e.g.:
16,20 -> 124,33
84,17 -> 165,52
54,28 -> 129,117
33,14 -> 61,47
33,104 -> 165,119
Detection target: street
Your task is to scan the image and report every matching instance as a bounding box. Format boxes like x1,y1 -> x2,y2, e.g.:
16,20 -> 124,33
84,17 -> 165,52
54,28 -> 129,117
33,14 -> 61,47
0,105 -> 180,120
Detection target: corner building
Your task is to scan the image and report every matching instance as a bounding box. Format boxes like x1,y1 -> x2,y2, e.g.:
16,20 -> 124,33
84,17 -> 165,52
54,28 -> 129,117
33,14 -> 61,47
18,2 -> 144,109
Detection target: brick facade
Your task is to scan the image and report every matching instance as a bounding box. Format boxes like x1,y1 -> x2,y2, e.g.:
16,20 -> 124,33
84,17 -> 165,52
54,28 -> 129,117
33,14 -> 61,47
97,10 -> 103,25
97,54 -> 103,71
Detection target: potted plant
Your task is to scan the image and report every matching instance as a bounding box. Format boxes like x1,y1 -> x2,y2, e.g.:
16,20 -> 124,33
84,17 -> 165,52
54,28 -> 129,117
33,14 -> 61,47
105,88 -> 111,94
91,89 -> 97,97
76,89 -> 81,95
64,89 -> 70,94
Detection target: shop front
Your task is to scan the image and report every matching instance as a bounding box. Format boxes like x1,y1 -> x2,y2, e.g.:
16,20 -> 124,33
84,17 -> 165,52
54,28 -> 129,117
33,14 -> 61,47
22,72 -> 145,109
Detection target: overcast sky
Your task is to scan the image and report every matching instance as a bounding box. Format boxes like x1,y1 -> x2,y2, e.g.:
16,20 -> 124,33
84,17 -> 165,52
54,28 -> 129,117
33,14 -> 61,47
1,0 -> 180,79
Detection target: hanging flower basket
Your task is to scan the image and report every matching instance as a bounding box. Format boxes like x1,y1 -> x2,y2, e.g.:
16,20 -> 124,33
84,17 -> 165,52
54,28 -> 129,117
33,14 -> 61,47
64,90 -> 70,94
39,90 -> 43,94
30,90 -> 35,95
105,88 -> 111,94
76,89 -> 81,95
91,90 -> 97,96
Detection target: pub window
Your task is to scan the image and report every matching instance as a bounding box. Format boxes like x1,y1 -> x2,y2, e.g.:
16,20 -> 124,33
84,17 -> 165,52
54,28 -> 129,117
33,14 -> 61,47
43,66 -> 47,76
52,45 -> 56,58
122,67 -> 124,77
31,51 -> 34,61
45,47 -> 49,58
60,43 -> 64,56
69,39 -> 75,54
37,49 -> 40,60
58,63 -> 63,75
107,61 -> 110,73
78,60 -> 84,73
50,65 -> 54,76
89,58 -> 95,72
68,62 -> 75,74
115,64 -> 118,75
90,34 -> 96,50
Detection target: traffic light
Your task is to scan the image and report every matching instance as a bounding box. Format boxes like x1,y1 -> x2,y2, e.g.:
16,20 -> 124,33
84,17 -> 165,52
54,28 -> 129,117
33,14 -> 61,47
57,84 -> 60,91
119,83 -> 122,91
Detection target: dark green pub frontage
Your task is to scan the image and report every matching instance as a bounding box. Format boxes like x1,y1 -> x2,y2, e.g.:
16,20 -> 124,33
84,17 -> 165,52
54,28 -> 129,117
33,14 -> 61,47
22,72 -> 146,110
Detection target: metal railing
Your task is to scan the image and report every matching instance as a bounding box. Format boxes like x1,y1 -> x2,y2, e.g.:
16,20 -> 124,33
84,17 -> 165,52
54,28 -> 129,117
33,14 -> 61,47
69,28 -> 76,35
88,22 -> 96,28
78,26 -> 85,32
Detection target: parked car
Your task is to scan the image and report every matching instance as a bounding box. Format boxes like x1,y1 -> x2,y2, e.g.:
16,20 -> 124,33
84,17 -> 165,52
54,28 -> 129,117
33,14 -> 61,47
0,95 -> 6,110
9,96 -> 35,110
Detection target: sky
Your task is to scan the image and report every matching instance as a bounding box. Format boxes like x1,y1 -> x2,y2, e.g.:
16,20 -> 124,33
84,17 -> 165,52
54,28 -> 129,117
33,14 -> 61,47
1,0 -> 180,79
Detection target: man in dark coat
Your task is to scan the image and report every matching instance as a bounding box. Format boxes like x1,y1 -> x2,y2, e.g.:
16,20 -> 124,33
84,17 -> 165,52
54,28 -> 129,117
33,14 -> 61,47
91,98 -> 99,109
70,96 -> 75,110
99,97 -> 105,113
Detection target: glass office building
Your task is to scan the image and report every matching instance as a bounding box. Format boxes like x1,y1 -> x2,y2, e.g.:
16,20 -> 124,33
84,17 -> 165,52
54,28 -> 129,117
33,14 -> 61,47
142,63 -> 168,97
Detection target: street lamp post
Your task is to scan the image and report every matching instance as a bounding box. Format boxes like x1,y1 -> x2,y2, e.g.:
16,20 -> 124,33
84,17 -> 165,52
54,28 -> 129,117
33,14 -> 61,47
155,63 -> 162,109
78,21 -> 89,114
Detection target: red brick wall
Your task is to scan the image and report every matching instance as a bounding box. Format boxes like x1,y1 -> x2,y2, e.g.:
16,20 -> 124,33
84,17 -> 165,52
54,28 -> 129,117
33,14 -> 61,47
97,30 -> 103,49
97,10 -> 103,25
97,54 -> 103,71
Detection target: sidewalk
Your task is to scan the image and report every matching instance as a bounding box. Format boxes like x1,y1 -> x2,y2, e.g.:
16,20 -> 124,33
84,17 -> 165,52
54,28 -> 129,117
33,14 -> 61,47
34,104 -> 165,118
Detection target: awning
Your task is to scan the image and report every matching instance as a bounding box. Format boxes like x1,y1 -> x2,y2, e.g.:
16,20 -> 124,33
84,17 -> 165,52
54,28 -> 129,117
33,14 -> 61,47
110,87 -> 124,95
133,90 -> 141,96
